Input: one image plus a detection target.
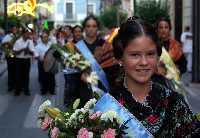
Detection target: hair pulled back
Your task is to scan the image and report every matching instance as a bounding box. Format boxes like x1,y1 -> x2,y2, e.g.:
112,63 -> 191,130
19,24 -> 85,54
113,16 -> 161,59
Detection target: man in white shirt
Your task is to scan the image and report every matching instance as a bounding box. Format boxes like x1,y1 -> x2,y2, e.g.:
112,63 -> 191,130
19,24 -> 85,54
35,30 -> 55,95
1,25 -> 18,92
13,28 -> 36,96
180,26 -> 193,72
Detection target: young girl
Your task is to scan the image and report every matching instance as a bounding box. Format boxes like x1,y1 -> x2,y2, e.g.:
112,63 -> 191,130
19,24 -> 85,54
111,16 -> 199,137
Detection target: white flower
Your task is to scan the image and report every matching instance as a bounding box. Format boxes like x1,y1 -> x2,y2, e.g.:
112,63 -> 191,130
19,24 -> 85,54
65,112 -> 70,116
100,110 -> 118,122
63,52 -> 69,58
83,98 -> 97,110
73,99 -> 80,110
89,132 -> 93,138
77,60 -> 90,71
86,72 -> 98,85
80,108 -> 87,114
37,119 -> 43,128
74,53 -> 81,60
38,100 -> 51,114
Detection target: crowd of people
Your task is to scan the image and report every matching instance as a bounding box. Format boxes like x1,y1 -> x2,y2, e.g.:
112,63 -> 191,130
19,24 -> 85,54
0,14 -> 199,137
0,21 -> 85,97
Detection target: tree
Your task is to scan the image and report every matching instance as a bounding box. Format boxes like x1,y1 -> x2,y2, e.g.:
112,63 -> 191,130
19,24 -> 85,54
99,6 -> 127,29
135,0 -> 170,25
0,16 -> 20,29
4,0 -> 8,32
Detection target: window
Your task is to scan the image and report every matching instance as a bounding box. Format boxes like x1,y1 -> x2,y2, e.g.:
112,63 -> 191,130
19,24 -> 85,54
66,2 -> 73,19
87,4 -> 94,15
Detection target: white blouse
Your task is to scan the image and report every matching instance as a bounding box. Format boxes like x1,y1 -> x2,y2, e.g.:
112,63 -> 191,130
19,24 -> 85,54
13,37 -> 37,58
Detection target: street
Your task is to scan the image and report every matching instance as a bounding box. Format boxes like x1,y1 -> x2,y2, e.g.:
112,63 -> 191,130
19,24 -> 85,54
0,61 -> 65,138
0,61 -> 200,138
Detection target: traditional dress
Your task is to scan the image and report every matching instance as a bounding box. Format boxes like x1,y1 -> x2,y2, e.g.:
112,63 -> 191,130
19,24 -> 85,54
110,74 -> 200,137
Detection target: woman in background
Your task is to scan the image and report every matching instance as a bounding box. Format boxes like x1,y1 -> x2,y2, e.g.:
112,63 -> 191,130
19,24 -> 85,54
156,17 -> 187,75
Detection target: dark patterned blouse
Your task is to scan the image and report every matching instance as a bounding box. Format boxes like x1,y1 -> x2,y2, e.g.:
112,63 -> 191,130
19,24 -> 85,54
110,78 -> 200,137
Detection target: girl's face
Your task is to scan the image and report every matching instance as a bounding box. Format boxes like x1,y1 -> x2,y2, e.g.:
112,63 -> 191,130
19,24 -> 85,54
120,36 -> 158,84
84,19 -> 98,38
157,21 -> 170,41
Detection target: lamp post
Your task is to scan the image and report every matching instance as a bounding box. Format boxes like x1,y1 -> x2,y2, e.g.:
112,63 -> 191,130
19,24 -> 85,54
192,0 -> 200,82
4,0 -> 8,32
86,0 -> 88,16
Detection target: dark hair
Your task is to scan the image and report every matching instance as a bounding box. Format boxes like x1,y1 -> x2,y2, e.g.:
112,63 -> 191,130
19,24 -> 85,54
82,14 -> 100,29
72,25 -> 83,32
185,26 -> 190,31
155,17 -> 172,30
113,16 -> 161,59
64,25 -> 73,31
42,29 -> 50,35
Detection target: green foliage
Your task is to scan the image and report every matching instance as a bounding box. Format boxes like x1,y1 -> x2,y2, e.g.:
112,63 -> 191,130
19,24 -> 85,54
0,16 -> 20,29
99,6 -> 127,29
0,16 -> 4,28
135,0 -> 170,25
113,0 -> 122,6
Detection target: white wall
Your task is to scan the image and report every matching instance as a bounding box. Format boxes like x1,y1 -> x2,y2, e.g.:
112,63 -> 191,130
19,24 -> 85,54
168,0 -> 175,37
182,0 -> 192,31
122,0 -> 134,17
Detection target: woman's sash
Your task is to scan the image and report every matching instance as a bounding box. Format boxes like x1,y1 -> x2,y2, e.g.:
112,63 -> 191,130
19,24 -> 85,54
93,93 -> 154,138
76,40 -> 109,92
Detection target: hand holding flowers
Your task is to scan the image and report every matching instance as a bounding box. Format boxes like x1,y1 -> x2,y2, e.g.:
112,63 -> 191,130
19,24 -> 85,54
51,43 -> 98,86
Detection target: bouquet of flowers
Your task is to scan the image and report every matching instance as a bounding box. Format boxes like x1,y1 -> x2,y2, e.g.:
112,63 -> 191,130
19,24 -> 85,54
51,42 -> 98,85
52,42 -> 90,71
38,98 -> 126,138
158,47 -> 186,96
0,36 -> 16,58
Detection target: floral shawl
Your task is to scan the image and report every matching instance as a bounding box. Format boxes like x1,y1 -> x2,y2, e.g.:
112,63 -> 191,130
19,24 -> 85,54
110,77 -> 200,137
168,38 -> 183,62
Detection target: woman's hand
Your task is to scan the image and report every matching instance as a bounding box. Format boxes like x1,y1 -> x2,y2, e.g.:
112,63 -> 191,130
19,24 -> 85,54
80,72 -> 90,83
94,47 -> 104,63
156,62 -> 167,76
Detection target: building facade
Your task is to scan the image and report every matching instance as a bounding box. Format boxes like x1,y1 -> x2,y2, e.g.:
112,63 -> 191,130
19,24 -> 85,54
168,0 -> 192,38
182,0 -> 192,31
101,0 -> 134,17
121,0 -> 134,17
0,0 -> 4,15
50,0 -> 101,26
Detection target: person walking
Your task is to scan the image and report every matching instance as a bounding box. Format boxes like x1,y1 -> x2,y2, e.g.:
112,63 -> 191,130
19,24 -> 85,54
35,30 -> 55,95
13,28 -> 36,96
1,25 -> 18,92
180,26 -> 193,73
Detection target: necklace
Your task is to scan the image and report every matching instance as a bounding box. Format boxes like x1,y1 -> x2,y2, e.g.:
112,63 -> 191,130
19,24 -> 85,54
123,76 -> 152,103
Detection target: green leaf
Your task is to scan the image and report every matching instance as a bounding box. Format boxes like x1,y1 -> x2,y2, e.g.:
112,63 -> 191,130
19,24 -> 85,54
43,20 -> 49,29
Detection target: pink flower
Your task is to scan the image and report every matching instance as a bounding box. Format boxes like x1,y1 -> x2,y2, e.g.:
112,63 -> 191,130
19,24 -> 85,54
77,128 -> 90,138
101,128 -> 116,138
41,116 -> 52,131
89,111 -> 102,120
51,127 -> 59,138
80,119 -> 85,124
